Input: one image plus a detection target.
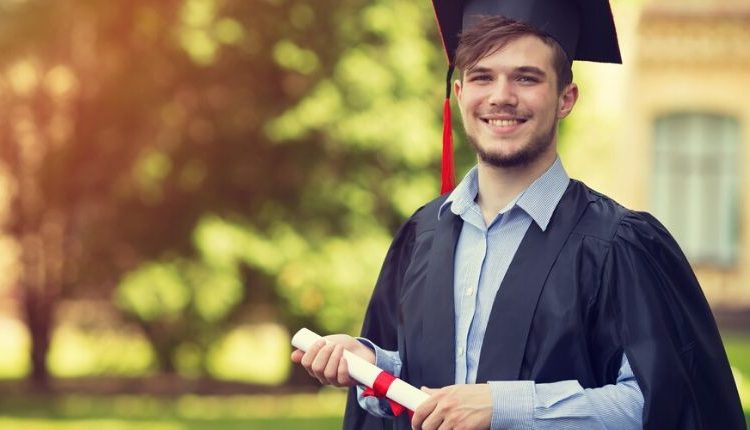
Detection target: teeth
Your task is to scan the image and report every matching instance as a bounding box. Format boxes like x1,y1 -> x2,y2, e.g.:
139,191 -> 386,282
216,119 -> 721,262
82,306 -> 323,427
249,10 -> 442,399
487,119 -> 521,127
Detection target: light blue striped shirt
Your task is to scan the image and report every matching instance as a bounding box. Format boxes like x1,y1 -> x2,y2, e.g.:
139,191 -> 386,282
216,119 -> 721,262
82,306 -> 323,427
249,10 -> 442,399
359,158 -> 643,429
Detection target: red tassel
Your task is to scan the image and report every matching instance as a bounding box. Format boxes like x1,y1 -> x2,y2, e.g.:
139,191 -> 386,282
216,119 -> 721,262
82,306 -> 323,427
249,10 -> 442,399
441,97 -> 456,194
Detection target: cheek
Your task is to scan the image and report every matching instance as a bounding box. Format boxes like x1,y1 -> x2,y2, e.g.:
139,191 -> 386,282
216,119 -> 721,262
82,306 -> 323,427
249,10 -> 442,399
457,94 -> 481,118
459,85 -> 488,105
526,94 -> 559,118
467,95 -> 491,117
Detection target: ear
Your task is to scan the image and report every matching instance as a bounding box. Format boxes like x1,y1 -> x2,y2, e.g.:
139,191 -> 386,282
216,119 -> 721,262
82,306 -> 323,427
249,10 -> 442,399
557,83 -> 578,119
453,79 -> 463,102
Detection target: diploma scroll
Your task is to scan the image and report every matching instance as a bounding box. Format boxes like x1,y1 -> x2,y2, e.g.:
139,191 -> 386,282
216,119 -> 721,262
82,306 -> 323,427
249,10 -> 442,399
291,328 -> 429,412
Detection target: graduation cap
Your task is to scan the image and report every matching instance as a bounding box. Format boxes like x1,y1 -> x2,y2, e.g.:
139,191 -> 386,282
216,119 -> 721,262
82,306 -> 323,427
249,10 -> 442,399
432,0 -> 621,194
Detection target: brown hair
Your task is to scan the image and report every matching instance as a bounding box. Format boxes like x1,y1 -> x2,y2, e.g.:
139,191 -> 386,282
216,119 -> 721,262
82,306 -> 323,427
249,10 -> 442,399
455,16 -> 573,93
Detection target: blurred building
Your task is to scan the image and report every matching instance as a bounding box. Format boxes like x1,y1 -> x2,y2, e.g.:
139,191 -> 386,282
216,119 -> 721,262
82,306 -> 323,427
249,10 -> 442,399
617,0 -> 750,312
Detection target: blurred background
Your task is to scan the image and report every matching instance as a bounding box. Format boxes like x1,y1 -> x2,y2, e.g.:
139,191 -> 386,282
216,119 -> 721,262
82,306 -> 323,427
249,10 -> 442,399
0,0 -> 747,428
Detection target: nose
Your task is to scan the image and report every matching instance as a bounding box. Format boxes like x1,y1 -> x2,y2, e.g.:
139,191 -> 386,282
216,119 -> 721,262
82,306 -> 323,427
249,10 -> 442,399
487,78 -> 518,107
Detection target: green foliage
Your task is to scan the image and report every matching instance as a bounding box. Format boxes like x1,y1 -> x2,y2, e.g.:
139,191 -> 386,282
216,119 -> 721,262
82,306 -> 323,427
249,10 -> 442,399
0,318 -> 30,378
0,0 -> 460,382
117,263 -> 192,322
267,1 -> 445,171
47,326 -> 155,378
116,257 -> 245,325
206,324 -> 290,384
113,255 -> 246,374
192,214 -> 394,333
109,0 -> 456,369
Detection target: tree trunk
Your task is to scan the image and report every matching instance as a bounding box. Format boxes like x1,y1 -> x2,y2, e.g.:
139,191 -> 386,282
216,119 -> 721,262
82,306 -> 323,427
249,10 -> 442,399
140,323 -> 179,375
23,286 -> 53,391
17,214 -> 67,392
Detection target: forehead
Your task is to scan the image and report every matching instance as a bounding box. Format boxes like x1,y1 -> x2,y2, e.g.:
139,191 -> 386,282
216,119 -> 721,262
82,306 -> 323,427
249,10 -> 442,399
467,34 -> 556,72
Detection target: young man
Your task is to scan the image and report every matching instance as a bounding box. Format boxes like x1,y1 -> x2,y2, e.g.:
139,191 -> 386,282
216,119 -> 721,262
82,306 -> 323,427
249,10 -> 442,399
292,1 -> 744,429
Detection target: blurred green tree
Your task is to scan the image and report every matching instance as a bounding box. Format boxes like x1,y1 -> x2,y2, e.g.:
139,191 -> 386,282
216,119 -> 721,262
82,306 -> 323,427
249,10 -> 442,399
0,0 -> 467,386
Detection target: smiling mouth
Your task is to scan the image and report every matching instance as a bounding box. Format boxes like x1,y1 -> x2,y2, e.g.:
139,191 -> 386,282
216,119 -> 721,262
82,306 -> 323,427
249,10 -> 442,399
484,118 -> 525,127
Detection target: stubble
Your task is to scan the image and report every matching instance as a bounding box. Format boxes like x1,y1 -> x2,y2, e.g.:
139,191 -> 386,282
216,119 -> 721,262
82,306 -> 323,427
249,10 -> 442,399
466,119 -> 557,168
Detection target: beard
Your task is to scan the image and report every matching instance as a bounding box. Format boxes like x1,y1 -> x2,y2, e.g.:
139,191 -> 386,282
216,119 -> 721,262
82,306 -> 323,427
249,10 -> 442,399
467,120 -> 557,168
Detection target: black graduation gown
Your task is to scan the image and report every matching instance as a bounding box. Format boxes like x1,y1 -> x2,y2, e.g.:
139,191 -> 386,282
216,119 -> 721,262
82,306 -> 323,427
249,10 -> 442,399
342,179 -> 745,430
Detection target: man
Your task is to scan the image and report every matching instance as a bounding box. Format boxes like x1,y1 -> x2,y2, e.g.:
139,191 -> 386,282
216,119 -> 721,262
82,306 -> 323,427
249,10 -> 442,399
292,1 -> 745,429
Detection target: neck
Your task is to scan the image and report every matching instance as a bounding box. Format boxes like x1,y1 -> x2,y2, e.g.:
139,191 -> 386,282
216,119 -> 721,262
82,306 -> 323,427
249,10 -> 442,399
475,150 -> 557,225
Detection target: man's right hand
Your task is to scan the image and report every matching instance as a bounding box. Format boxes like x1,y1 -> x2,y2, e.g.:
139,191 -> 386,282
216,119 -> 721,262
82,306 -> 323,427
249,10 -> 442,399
290,334 -> 376,387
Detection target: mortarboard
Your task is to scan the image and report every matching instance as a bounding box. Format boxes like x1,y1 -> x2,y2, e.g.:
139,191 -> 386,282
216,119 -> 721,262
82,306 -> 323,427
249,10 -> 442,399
432,0 -> 621,193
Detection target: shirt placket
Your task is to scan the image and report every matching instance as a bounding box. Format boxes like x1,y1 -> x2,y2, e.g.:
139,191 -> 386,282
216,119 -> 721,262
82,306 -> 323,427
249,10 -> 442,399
455,209 -> 487,384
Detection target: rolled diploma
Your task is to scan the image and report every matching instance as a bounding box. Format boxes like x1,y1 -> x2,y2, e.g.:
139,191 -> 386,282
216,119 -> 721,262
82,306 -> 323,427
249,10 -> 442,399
292,328 -> 429,412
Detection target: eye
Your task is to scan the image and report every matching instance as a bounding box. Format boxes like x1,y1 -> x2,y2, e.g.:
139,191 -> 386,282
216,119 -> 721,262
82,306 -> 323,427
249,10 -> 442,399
517,75 -> 540,84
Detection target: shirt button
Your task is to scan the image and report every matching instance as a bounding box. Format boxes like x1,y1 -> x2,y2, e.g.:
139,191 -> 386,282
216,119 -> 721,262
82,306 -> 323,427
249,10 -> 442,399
466,287 -> 474,296
457,347 -> 464,356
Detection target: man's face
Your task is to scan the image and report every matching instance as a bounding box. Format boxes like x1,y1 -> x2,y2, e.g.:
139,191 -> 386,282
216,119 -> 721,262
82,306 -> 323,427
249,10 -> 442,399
454,35 -> 577,168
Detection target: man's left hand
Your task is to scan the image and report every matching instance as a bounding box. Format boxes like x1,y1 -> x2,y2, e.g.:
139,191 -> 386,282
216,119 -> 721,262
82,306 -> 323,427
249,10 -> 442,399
411,384 -> 492,430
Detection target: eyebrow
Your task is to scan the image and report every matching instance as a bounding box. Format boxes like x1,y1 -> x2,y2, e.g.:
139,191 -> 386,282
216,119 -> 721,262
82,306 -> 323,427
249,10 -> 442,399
515,66 -> 547,77
465,66 -> 493,76
465,65 -> 548,78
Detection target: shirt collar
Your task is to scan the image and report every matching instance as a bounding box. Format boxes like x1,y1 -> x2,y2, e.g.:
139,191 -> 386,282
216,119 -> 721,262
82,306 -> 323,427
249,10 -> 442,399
438,157 -> 570,231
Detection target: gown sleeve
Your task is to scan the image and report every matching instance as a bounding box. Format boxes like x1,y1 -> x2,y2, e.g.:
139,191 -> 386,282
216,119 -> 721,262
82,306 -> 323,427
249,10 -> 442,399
342,215 -> 418,430
600,211 -> 744,429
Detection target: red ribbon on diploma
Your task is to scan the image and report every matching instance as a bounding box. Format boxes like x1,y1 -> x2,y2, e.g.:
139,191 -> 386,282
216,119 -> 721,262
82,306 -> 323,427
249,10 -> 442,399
362,371 -> 412,417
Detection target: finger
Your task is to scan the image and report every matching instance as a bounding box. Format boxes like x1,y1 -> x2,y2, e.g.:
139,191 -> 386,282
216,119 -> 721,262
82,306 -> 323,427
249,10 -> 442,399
290,349 -> 304,363
337,348 -> 354,386
311,343 -> 336,384
411,395 -> 438,430
423,392 -> 455,430
421,386 -> 437,394
324,344 -> 343,385
300,340 -> 326,377
421,412 -> 444,430
435,419 -> 452,430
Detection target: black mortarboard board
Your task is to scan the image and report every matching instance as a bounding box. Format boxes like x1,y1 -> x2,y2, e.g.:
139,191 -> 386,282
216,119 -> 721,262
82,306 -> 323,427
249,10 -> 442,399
434,0 -> 622,66
432,0 -> 621,194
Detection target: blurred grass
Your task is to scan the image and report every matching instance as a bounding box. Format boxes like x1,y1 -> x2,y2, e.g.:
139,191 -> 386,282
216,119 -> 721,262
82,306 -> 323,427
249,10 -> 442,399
725,333 -> 750,376
0,390 -> 347,430
0,417 -> 342,430
0,417 -> 341,430
723,332 -> 750,425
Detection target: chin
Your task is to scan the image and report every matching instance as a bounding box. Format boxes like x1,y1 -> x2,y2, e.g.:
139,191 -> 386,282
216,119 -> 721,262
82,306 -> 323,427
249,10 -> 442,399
480,154 -> 536,168
472,140 -> 553,169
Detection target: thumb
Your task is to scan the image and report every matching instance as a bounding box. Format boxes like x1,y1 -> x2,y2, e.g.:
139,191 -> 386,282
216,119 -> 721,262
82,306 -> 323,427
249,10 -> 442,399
420,386 -> 437,394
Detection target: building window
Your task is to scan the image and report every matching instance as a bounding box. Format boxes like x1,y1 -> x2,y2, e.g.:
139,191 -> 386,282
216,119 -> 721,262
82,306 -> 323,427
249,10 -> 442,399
651,113 -> 739,267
